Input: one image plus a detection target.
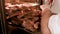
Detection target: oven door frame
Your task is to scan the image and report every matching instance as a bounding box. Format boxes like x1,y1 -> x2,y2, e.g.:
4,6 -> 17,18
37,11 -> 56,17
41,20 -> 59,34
0,0 -> 8,34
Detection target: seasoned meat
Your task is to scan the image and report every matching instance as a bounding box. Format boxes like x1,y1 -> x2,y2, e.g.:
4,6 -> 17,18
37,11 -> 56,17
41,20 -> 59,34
5,2 -> 41,32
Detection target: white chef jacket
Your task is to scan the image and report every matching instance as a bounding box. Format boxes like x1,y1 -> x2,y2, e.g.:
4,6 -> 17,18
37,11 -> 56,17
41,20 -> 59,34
48,14 -> 60,34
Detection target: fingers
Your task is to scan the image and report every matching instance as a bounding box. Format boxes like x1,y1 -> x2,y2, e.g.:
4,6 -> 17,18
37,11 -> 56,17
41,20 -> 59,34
40,5 -> 50,11
40,5 -> 52,16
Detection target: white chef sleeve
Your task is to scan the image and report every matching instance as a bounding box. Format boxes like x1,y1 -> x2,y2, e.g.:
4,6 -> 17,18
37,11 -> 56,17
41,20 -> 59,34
48,14 -> 60,34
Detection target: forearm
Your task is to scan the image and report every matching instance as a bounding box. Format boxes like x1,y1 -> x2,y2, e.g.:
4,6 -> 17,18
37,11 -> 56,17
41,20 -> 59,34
41,9 -> 51,34
41,16 -> 51,34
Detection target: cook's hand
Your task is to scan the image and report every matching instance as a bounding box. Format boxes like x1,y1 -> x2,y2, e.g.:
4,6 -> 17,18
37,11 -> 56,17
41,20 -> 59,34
40,5 -> 51,16
40,5 -> 50,11
40,5 -> 52,34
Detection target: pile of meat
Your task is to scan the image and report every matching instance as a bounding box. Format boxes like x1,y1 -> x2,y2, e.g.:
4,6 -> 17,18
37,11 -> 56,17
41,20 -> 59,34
5,3 -> 41,32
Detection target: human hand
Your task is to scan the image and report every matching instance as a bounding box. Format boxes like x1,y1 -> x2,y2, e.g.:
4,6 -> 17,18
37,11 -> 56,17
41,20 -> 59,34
40,5 -> 51,16
40,5 -> 52,34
